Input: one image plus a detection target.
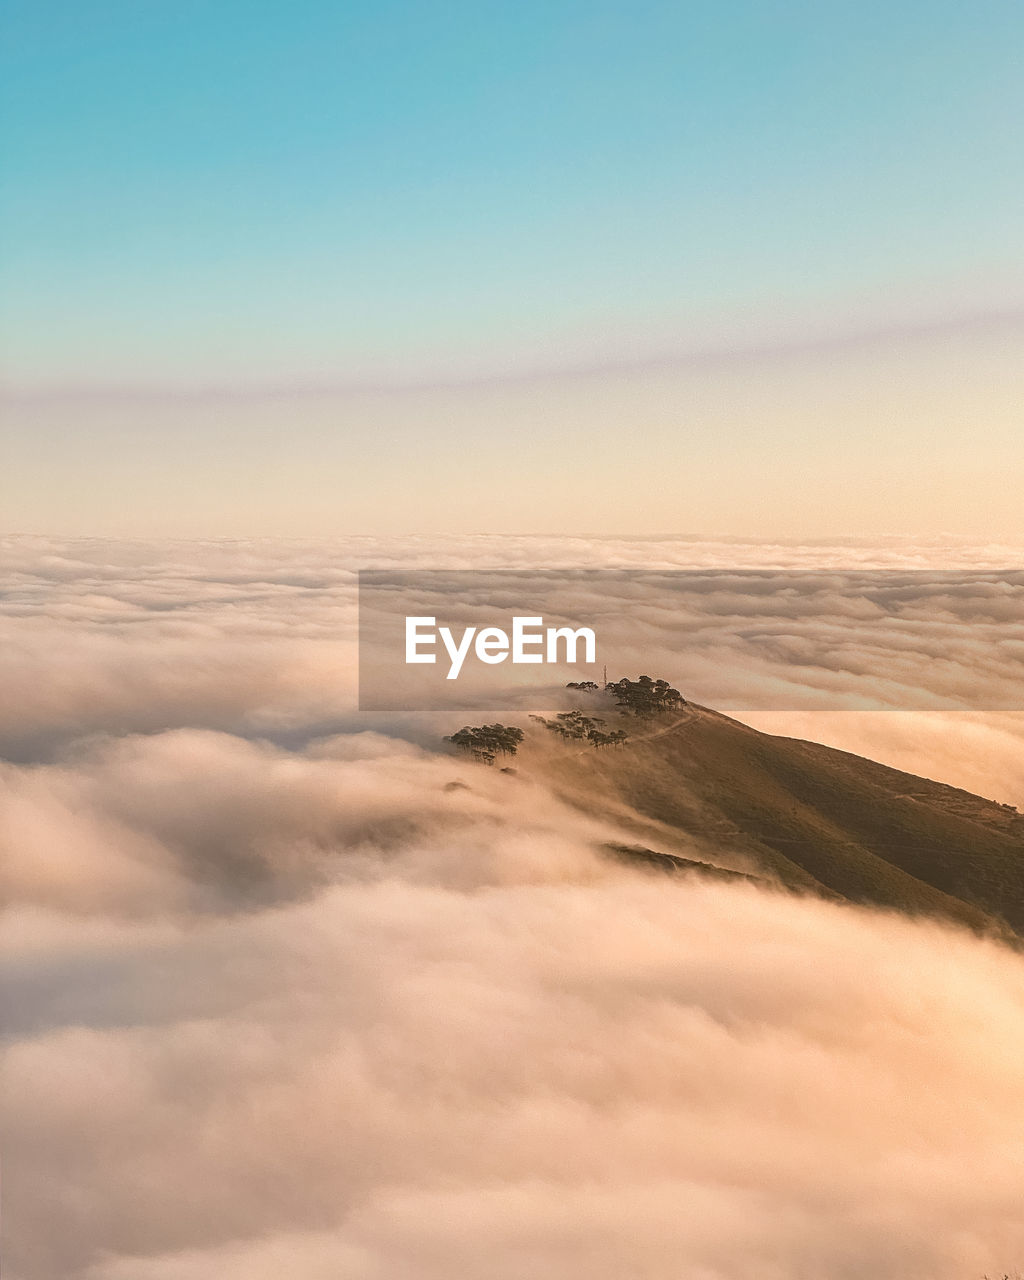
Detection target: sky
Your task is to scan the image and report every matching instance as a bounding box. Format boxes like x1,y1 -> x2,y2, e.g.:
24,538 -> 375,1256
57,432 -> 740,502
1,0 -> 1022,535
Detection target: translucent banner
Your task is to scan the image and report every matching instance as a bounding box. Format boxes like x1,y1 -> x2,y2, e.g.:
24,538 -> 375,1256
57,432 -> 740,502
358,568 -> 1024,712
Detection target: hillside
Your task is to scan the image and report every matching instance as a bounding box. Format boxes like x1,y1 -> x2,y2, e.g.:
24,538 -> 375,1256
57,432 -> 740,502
536,705 -> 1024,937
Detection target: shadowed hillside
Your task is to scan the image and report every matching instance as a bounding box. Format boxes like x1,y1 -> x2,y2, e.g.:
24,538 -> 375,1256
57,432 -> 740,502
536,704 -> 1024,937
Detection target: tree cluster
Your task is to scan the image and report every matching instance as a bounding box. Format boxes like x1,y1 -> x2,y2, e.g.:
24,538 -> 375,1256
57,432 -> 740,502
443,674 -> 684,762
445,723 -> 524,765
606,675 -> 685,718
530,710 -> 629,750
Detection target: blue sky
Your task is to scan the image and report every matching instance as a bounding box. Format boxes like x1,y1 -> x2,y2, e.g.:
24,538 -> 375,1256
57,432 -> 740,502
1,1 -> 1021,535
2,0 -> 1022,386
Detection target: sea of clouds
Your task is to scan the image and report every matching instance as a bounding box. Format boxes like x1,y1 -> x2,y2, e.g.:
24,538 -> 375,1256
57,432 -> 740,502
3,534 -> 1024,1278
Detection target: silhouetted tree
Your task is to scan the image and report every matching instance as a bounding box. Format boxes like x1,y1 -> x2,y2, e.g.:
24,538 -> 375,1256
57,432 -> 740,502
530,711 -> 631,749
606,675 -> 684,718
531,710 -> 606,741
445,723 -> 524,765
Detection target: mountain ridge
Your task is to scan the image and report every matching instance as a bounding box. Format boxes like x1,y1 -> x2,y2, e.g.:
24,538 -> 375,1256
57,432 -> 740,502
529,703 -> 1024,938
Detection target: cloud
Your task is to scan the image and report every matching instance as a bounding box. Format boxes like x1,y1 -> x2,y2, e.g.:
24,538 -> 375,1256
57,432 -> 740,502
4,726 -> 1024,1278
4,534 -> 1024,760
4,535 -> 1024,1278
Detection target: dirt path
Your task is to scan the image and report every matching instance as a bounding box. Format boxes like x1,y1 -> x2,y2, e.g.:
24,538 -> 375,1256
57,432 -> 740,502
631,705 -> 698,741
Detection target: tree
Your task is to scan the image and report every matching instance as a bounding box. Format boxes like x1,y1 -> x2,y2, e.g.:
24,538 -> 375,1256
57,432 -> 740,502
531,710 -> 605,741
445,723 -> 524,765
531,711 -> 630,749
605,675 -> 684,718
565,680 -> 599,692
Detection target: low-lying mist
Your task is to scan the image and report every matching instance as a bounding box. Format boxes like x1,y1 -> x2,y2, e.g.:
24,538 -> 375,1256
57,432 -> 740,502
3,536 -> 1024,1278
5,727 -> 1024,1278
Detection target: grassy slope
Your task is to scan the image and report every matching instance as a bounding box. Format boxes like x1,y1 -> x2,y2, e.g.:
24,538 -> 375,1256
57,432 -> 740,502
545,706 -> 1024,936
